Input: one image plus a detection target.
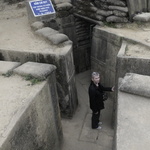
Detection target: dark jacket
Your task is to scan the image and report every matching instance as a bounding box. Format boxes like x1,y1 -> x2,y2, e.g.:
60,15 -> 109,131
88,81 -> 112,112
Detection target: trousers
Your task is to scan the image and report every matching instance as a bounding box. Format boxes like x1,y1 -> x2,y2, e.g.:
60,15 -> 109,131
91,110 -> 101,129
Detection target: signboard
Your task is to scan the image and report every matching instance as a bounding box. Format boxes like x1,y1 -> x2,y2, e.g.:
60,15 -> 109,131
29,0 -> 55,17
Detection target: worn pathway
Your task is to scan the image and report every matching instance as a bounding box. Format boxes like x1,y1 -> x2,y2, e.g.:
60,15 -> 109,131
61,70 -> 114,150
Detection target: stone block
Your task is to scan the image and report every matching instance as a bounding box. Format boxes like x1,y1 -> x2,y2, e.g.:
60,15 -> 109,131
14,61 -> 56,80
133,13 -> 150,22
0,61 -> 21,75
119,73 -> 150,98
30,21 -> 44,31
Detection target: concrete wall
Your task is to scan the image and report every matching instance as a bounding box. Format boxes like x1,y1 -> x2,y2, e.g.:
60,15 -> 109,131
91,26 -> 150,140
0,61 -> 62,150
113,38 -> 150,149
0,46 -> 78,118
24,1 -> 78,117
116,40 -> 150,78
148,0 -> 150,11
91,25 -> 122,87
126,0 -> 148,20
0,18 -> 78,118
115,73 -> 150,150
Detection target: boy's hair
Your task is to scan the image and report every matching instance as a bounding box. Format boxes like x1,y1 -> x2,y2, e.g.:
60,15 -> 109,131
91,72 -> 100,78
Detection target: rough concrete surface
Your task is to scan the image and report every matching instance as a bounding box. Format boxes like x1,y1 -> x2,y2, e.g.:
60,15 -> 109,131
61,71 -> 114,150
119,73 -> 150,98
117,91 -> 150,150
0,3 -> 56,52
0,61 -> 21,75
0,74 -> 46,140
0,62 -> 62,150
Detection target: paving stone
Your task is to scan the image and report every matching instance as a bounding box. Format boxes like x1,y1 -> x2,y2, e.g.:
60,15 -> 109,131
79,113 -> 99,143
97,131 -> 113,148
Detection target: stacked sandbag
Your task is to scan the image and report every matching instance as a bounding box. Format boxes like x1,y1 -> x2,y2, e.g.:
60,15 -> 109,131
52,0 -> 73,18
74,0 -> 129,23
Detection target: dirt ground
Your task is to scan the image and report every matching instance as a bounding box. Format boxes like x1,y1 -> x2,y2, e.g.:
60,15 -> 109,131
0,1 -> 54,52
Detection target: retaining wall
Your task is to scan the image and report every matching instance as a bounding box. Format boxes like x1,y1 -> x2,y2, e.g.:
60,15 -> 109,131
0,61 -> 62,150
115,73 -> 150,150
90,26 -> 150,150
126,0 -> 148,20
91,25 -> 122,87
0,15 -> 78,118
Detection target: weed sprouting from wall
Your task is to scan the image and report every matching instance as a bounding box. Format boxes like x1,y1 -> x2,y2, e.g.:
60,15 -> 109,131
24,74 -> 45,85
104,22 -> 117,28
2,71 -> 13,77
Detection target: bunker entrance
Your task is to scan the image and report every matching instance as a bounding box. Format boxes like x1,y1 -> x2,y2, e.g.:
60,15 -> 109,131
73,16 -> 95,73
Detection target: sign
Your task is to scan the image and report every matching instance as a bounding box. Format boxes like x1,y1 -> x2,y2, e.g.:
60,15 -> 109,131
29,0 -> 55,17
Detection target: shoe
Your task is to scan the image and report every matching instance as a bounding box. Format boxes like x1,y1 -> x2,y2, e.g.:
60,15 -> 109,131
98,122 -> 102,125
96,126 -> 102,130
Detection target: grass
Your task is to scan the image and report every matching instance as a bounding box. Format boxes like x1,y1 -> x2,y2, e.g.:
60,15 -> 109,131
104,22 -> 117,28
2,71 -> 13,77
24,74 -> 44,85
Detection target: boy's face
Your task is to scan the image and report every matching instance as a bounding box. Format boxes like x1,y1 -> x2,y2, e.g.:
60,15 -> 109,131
92,75 -> 100,84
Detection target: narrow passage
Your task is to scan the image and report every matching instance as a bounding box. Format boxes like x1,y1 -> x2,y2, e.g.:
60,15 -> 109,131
61,70 -> 114,150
